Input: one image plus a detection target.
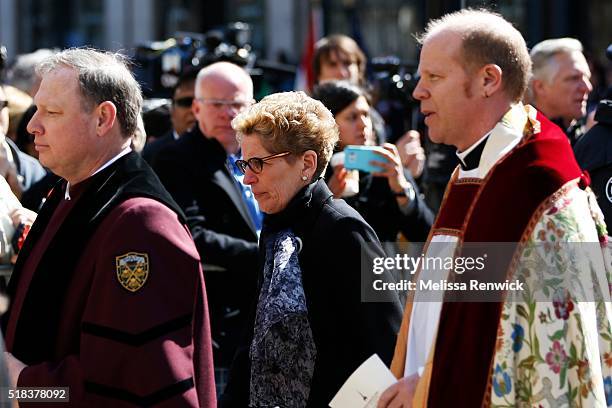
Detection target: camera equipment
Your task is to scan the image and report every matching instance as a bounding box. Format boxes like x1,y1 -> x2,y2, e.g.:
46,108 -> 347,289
133,22 -> 295,99
344,145 -> 391,173
370,56 -> 419,107
369,56 -> 420,142
133,22 -> 255,98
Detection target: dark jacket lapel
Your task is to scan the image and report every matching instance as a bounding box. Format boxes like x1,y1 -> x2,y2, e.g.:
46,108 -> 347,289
209,169 -> 257,234
193,132 -> 257,235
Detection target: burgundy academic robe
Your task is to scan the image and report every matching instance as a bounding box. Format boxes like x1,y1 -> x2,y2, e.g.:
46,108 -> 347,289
3,153 -> 216,407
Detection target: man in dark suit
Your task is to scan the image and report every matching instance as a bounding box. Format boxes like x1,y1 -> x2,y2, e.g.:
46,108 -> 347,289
153,61 -> 260,394
142,71 -> 197,164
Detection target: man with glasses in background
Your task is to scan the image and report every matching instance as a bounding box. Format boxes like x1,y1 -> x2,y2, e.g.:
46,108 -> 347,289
153,61 -> 260,396
143,70 -> 197,164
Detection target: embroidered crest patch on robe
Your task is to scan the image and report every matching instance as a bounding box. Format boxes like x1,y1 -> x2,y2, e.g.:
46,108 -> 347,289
116,252 -> 149,292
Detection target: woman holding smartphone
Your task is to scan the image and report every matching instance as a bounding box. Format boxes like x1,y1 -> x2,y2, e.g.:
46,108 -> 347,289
313,81 -> 434,243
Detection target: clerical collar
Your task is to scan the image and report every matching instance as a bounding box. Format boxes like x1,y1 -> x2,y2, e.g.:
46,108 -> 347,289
456,131 -> 491,171
65,146 -> 132,200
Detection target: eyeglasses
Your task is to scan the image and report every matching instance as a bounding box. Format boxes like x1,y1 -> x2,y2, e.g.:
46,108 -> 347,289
235,152 -> 291,174
197,98 -> 253,111
0,100 -> 8,110
173,96 -> 194,108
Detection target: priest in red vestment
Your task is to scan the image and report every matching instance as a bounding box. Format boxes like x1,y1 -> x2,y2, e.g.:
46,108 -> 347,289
379,9 -> 612,408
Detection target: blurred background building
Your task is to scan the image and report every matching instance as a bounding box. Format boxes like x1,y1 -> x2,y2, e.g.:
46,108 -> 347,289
1,0 -> 611,64
0,0 -> 610,214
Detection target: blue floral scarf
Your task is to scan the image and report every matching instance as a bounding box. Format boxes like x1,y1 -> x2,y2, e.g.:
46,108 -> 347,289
249,229 -> 316,407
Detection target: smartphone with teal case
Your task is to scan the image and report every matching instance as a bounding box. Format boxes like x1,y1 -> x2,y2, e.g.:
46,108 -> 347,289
343,145 -> 390,173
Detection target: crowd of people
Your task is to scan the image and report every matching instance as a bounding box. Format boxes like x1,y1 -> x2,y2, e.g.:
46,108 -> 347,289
0,7 -> 610,408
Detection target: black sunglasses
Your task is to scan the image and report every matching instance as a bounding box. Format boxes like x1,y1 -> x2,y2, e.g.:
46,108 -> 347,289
235,152 -> 291,174
0,100 -> 8,110
173,96 -> 194,108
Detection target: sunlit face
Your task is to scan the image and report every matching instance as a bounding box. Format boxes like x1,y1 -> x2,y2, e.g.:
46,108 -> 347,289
412,31 -> 481,148
536,51 -> 592,123
318,50 -> 360,84
335,96 -> 372,148
27,67 -> 99,182
193,74 -> 253,153
240,134 -> 306,214
170,81 -> 196,135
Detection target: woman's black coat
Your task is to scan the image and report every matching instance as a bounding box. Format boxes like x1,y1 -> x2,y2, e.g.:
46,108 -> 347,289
221,179 -> 402,407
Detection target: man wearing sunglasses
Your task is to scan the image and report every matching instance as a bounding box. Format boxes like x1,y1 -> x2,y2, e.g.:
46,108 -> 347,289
142,70 -> 197,164
153,61 -> 260,395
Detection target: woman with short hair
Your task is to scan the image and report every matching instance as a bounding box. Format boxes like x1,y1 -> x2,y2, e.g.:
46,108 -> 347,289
221,91 -> 402,408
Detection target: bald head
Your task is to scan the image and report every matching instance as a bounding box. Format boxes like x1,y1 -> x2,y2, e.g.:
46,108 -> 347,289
193,62 -> 254,153
418,9 -> 531,103
194,62 -> 253,100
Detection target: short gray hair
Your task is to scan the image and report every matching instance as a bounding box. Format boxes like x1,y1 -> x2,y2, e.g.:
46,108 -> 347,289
36,48 -> 143,138
530,38 -> 584,83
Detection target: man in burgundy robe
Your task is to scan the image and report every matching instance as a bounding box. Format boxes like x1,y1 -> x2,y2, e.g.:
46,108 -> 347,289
1,48 -> 216,407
